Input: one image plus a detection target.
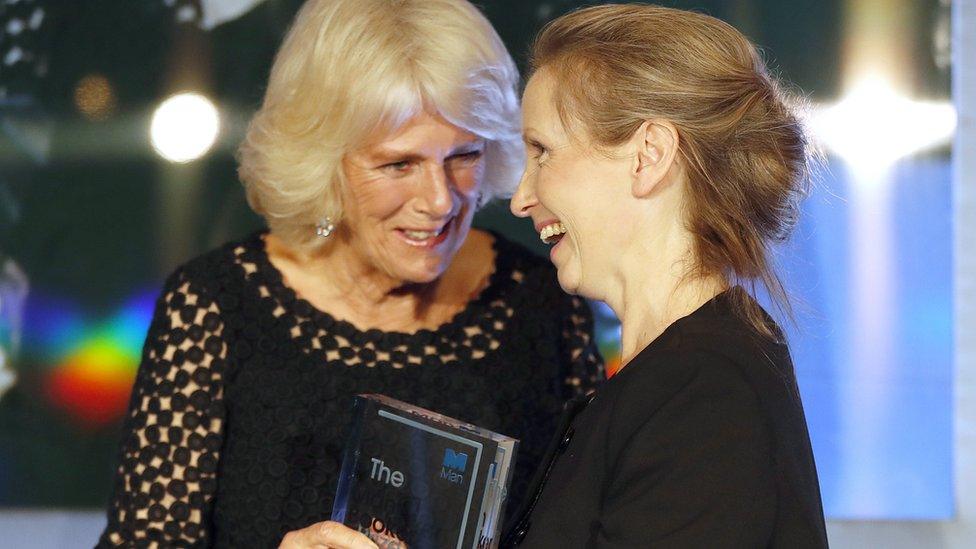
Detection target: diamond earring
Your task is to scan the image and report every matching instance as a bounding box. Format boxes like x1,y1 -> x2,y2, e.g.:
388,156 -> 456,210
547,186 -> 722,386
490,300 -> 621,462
316,217 -> 335,238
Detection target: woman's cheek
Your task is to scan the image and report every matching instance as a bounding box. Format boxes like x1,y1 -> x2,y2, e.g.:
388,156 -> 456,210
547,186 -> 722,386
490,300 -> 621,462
452,163 -> 486,200
353,180 -> 413,220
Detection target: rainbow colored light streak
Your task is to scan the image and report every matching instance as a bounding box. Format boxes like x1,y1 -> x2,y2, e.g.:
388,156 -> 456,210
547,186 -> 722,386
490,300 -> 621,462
591,301 -> 622,378
24,289 -> 156,427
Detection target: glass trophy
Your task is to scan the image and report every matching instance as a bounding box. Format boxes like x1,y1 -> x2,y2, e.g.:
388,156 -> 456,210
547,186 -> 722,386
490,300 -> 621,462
332,394 -> 518,549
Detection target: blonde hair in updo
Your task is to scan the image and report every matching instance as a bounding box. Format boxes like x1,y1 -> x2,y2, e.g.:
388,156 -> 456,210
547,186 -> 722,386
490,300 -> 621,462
238,0 -> 522,252
531,3 -> 811,338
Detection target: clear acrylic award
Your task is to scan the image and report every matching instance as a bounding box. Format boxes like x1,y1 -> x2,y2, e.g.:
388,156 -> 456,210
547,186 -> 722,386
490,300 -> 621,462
331,394 -> 518,549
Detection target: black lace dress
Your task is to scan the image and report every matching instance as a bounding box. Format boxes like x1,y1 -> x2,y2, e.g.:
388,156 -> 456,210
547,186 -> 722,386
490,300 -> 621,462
97,231 -> 604,548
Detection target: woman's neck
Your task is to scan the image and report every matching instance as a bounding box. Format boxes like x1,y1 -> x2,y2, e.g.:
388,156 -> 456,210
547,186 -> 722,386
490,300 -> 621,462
273,231 -> 419,294
264,230 -> 493,332
616,275 -> 726,367
603,227 -> 726,369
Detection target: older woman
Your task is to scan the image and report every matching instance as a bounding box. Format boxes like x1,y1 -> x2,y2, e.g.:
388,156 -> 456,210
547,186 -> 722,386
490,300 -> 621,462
502,4 -> 827,548
96,1 -> 602,547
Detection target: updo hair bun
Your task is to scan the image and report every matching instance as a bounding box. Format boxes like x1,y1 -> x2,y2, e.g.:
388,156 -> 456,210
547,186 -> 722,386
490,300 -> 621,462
531,3 -> 813,337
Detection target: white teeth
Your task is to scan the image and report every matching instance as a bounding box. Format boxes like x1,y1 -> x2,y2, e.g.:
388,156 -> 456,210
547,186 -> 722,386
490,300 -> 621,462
403,227 -> 444,240
539,222 -> 567,244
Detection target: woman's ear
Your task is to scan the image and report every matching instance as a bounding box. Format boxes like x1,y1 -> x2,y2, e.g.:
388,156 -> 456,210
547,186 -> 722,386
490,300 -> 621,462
631,119 -> 679,198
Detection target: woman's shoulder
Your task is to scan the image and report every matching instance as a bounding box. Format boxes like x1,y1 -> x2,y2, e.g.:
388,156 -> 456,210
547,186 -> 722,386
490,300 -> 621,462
588,344 -> 768,478
161,230 -> 265,296
601,295 -> 801,440
609,341 -> 758,412
670,292 -> 801,402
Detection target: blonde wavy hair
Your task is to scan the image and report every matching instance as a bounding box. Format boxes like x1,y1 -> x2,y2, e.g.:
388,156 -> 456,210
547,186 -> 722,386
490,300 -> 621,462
532,4 -> 812,338
238,0 -> 522,251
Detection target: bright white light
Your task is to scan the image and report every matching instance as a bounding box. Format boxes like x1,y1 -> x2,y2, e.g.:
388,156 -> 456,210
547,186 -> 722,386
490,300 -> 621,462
808,76 -> 956,177
150,92 -> 220,163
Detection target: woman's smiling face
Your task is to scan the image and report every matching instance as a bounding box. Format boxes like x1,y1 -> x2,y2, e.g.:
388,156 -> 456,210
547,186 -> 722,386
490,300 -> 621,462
340,111 -> 486,286
511,70 -> 635,298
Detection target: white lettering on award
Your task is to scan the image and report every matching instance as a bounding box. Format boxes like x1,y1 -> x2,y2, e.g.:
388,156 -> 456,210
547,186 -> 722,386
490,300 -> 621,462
370,457 -> 405,488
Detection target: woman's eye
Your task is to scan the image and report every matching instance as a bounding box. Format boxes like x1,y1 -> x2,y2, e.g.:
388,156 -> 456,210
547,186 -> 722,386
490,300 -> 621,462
530,144 -> 549,164
449,149 -> 485,165
381,160 -> 412,174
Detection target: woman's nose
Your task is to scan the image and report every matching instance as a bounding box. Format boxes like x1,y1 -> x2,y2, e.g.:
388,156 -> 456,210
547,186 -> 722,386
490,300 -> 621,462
417,166 -> 455,218
510,171 -> 537,218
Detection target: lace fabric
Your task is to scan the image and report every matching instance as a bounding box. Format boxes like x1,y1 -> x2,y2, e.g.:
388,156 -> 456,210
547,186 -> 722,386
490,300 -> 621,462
98,231 -> 603,548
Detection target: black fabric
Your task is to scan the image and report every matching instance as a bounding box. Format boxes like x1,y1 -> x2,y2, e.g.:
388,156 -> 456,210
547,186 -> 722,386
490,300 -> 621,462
505,288 -> 827,548
97,230 -> 604,548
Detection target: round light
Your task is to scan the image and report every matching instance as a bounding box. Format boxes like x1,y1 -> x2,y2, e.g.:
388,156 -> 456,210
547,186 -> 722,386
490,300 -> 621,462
74,74 -> 116,121
149,92 -> 220,163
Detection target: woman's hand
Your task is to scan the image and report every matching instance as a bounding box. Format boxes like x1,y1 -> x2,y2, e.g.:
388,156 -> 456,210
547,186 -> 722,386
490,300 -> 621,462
279,521 -> 379,549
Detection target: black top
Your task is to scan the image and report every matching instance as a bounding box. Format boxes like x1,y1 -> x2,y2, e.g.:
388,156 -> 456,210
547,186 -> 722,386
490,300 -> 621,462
504,289 -> 827,548
97,231 -> 604,548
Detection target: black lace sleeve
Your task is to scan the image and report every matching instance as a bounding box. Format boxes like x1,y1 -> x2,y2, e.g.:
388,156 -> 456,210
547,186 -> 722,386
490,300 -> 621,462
97,267 -> 230,547
559,294 -> 605,396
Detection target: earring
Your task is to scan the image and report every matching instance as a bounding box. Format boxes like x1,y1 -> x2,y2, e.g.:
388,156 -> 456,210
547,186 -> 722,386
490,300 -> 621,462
315,217 -> 335,238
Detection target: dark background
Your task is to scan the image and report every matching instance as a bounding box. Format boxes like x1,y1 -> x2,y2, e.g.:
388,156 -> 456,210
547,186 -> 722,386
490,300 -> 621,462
0,0 -> 950,508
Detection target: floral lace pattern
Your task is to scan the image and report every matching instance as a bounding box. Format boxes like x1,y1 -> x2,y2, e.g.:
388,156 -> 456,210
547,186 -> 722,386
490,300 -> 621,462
98,231 -> 603,548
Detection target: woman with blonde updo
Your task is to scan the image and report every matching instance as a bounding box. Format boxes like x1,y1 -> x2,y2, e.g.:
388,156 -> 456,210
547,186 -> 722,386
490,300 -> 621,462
502,4 -> 828,547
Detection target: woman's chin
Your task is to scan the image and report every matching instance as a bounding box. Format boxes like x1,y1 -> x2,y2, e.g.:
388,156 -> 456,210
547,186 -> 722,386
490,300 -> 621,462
375,238 -> 458,286
551,243 -> 585,296
396,267 -> 446,286
555,267 -> 582,296
398,254 -> 458,284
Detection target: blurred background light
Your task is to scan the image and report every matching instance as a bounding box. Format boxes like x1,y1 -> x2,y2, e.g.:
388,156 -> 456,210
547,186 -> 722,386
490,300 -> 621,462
23,289 -> 155,428
149,91 -> 220,163
809,76 -> 956,179
72,74 -> 116,122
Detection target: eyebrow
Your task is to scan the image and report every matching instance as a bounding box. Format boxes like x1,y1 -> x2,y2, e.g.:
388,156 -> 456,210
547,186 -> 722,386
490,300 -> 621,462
522,127 -> 548,143
450,139 -> 487,153
370,138 -> 486,161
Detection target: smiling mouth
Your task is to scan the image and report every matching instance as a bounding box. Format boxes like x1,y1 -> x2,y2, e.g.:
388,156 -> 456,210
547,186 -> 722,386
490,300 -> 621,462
396,219 -> 452,247
403,227 -> 446,240
539,221 -> 566,245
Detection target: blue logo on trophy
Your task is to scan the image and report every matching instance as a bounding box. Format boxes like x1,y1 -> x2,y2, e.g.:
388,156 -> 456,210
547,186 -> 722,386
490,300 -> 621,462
440,448 -> 468,483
